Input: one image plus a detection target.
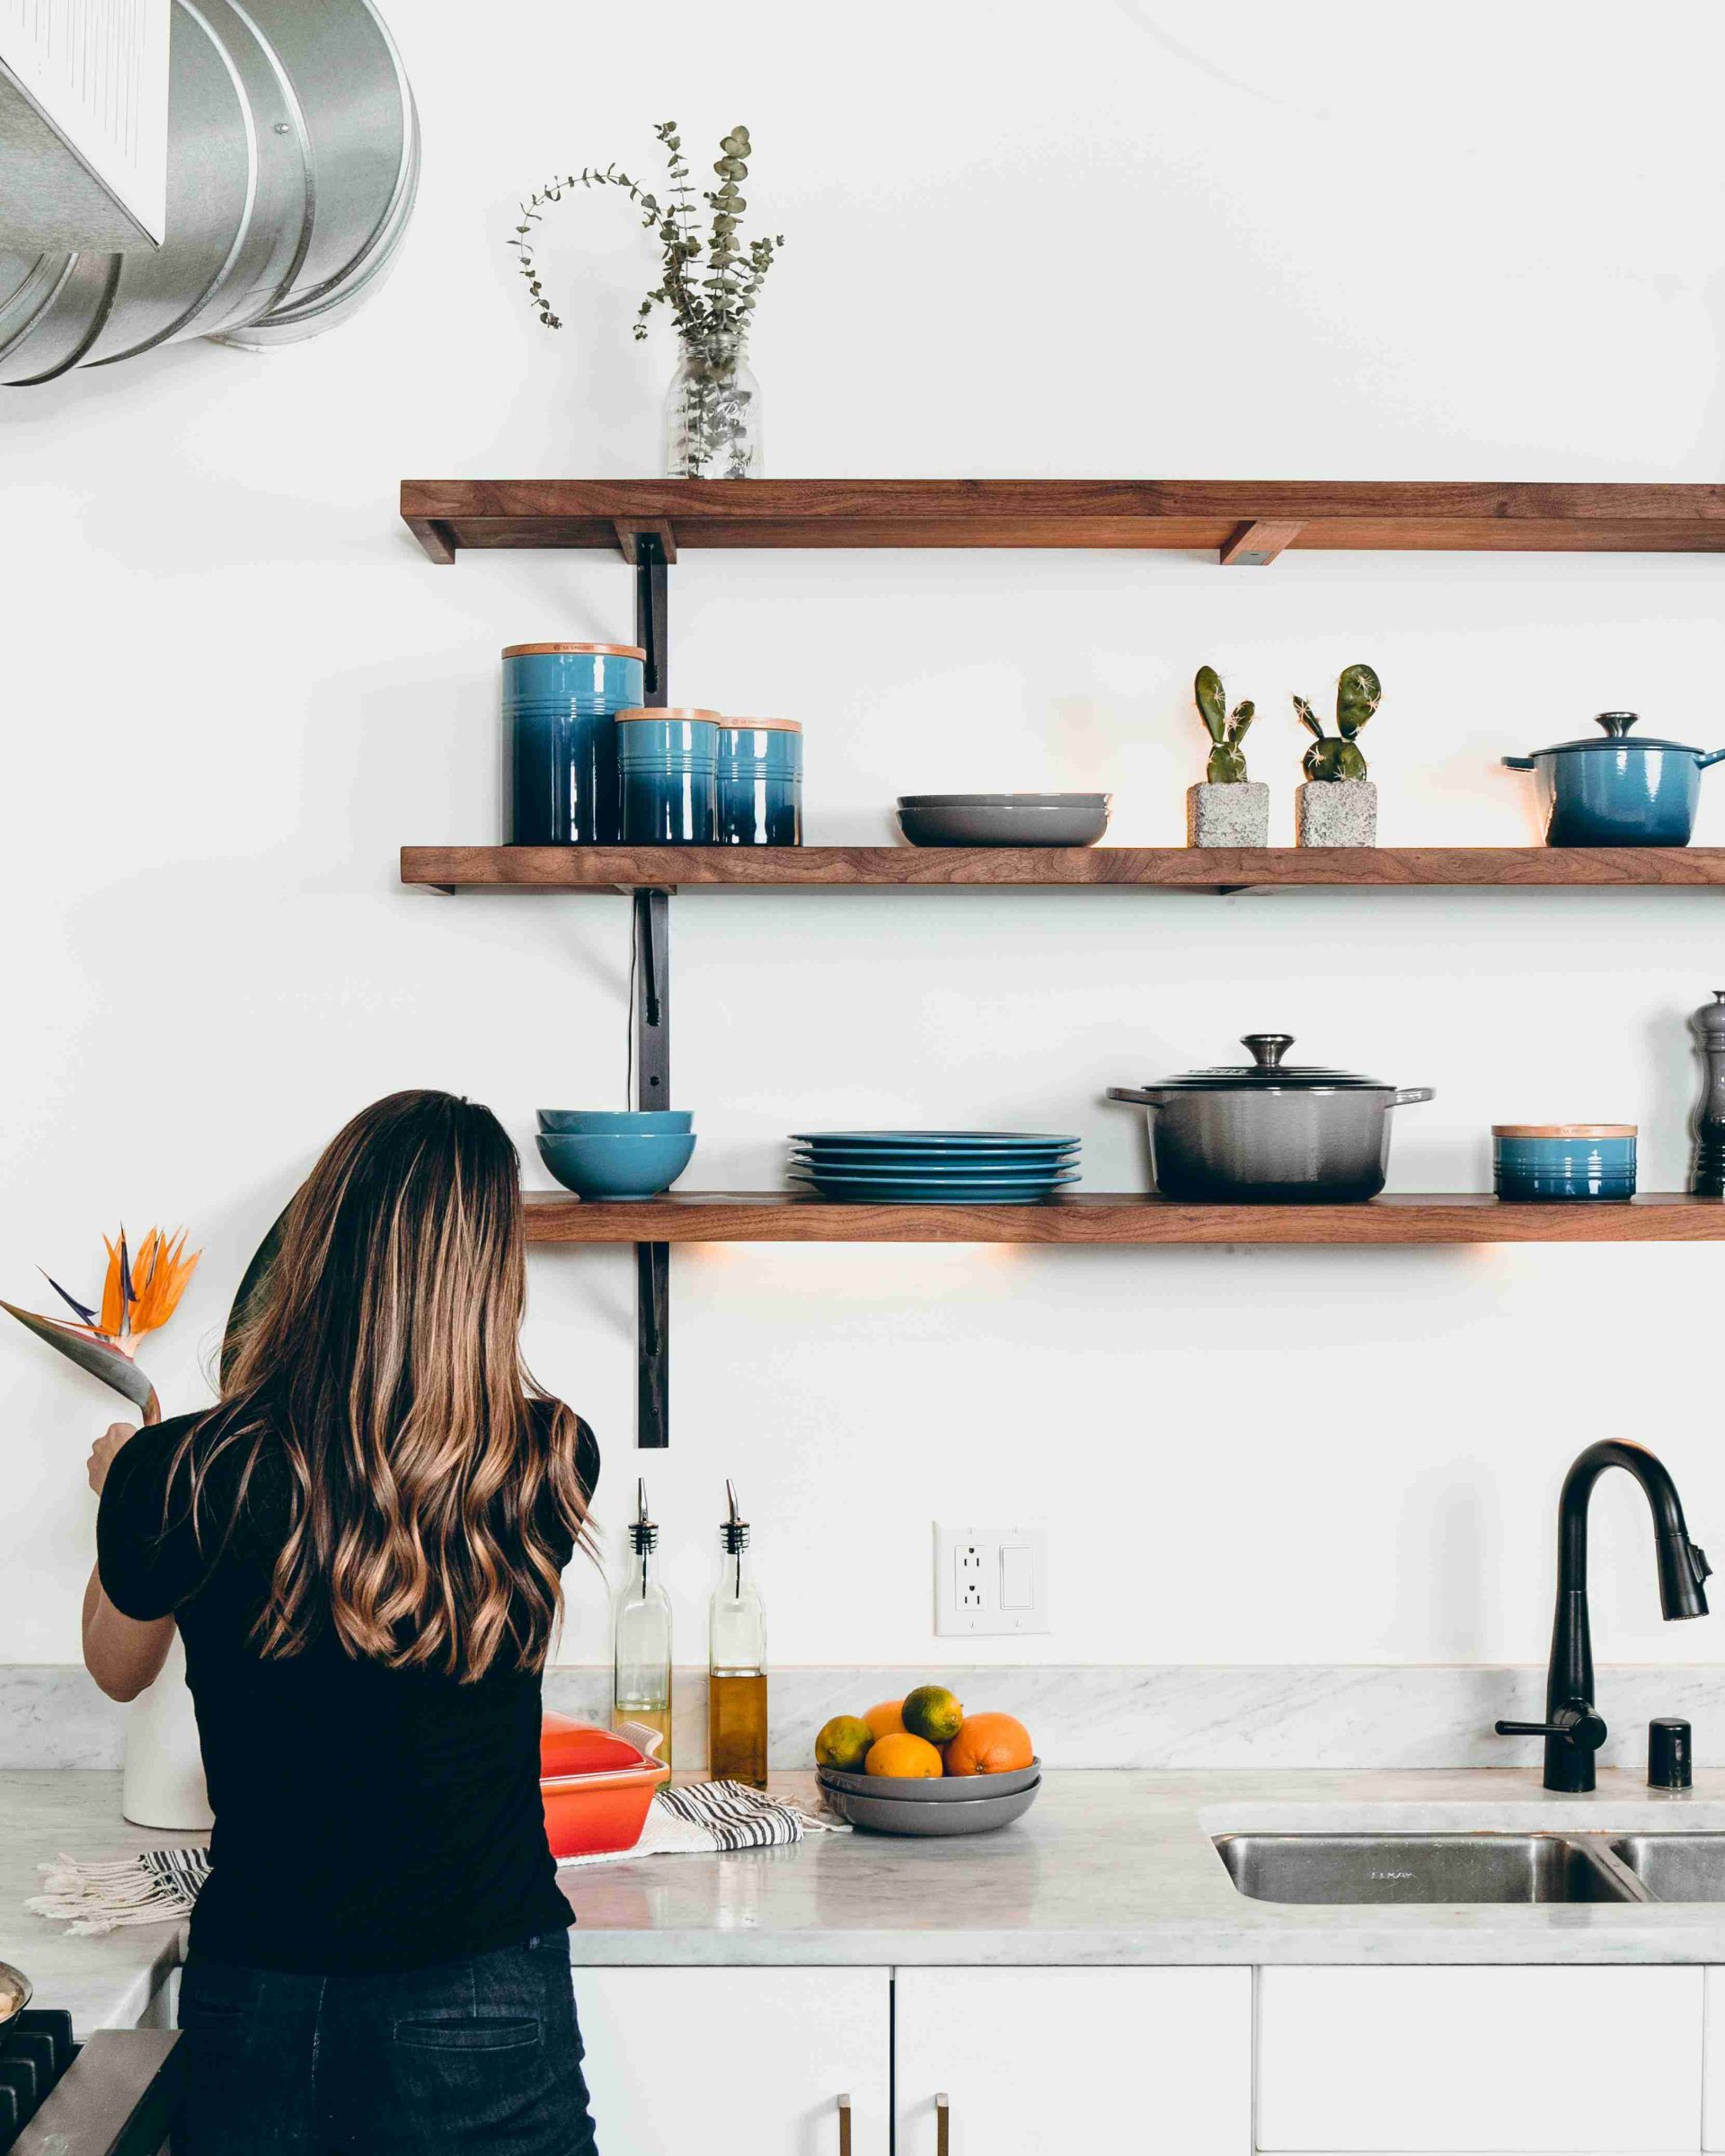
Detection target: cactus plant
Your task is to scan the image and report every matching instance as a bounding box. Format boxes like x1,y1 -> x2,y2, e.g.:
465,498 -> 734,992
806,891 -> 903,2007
1194,665 -> 1256,784
1294,662 -> 1381,782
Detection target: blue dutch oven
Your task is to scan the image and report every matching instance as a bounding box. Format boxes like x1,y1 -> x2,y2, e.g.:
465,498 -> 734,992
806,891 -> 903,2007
1502,711 -> 1725,847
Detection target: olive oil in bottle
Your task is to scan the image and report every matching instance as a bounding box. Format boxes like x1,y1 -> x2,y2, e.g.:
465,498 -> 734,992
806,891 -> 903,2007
612,1479 -> 673,1765
708,1479 -> 767,1788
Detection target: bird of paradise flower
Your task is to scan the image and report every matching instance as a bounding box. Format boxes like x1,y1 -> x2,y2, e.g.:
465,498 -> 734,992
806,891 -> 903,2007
3,1227 -> 200,1427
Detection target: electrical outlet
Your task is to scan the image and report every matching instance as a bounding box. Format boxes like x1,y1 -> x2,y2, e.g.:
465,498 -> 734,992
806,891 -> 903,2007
934,1524 -> 1049,1636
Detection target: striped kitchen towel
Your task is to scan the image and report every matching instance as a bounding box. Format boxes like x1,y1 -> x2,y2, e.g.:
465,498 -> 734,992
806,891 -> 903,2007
556,1780 -> 849,1867
29,1845 -> 211,1935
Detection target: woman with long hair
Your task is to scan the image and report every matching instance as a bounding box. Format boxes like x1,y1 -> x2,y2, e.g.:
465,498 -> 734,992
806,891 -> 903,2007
83,1090 -> 601,2154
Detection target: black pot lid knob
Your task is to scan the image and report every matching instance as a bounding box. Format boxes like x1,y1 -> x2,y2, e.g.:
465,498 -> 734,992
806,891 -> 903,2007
1596,711 -> 1639,738
1242,1033 -> 1295,1069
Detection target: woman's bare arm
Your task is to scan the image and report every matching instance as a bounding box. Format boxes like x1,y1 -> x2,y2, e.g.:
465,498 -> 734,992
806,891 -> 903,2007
83,1421 -> 175,1702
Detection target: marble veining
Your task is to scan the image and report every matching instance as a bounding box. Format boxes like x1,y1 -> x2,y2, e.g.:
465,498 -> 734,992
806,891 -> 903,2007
9,1663 -> 1725,1772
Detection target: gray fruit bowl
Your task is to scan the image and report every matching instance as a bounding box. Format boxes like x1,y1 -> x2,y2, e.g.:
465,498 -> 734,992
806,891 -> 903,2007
818,1775 -> 1040,1836
897,794 -> 1110,848
817,1758 -> 1041,1801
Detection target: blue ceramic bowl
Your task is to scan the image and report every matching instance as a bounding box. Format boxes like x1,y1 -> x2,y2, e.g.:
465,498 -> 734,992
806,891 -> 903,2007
535,1131 -> 696,1199
537,1109 -> 694,1135
1492,1125 -> 1637,1201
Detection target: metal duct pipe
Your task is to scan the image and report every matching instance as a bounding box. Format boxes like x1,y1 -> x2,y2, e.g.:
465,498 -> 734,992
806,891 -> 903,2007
0,0 -> 418,384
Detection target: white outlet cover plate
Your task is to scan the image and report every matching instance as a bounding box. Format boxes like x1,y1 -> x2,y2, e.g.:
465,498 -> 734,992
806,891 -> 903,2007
933,1524 -> 1049,1637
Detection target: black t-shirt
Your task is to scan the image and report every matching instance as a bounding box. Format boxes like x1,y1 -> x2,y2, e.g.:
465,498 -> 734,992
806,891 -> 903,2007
97,1401 -> 597,1975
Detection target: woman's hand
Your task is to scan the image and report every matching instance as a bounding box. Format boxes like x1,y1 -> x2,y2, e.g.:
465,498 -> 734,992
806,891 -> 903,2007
87,1421 -> 137,1498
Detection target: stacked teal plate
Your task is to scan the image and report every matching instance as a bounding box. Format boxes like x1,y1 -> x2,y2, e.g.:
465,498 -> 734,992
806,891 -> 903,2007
790,1131 -> 1080,1204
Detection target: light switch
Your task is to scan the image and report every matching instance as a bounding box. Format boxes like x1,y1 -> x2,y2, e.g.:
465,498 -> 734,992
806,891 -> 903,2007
999,1544 -> 1034,1610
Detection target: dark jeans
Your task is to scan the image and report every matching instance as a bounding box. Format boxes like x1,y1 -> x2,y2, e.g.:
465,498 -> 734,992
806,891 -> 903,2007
177,1931 -> 597,2155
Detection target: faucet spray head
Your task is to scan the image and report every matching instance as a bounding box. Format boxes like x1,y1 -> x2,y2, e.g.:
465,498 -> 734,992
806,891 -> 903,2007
1659,1533 -> 1711,1621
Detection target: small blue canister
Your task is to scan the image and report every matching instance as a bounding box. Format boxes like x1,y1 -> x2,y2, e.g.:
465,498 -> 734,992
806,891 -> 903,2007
505,642 -> 645,845
618,708 -> 721,844
1493,1124 -> 1638,1201
716,718 -> 802,845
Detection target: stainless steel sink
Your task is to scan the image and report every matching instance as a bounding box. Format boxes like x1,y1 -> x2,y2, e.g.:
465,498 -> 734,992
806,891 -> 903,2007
1611,1834 -> 1725,1900
1214,1833 -> 1645,1904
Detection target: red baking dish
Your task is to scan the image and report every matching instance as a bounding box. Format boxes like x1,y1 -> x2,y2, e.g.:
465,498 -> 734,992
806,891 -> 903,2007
539,1714 -> 670,1860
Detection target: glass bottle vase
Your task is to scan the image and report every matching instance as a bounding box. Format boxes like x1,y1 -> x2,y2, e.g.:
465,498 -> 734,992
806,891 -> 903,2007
664,336 -> 763,480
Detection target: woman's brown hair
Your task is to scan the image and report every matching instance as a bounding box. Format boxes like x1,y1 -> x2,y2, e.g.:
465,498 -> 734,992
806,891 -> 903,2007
180,1090 -> 590,1682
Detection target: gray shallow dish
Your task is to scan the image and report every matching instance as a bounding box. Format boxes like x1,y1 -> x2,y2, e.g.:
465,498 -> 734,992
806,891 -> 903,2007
897,794 -> 1110,848
818,1758 -> 1041,1801
820,1778 -> 1040,1835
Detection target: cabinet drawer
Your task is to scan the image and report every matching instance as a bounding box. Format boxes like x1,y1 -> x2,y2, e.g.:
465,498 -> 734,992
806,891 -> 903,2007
1255,1965 -> 1703,2152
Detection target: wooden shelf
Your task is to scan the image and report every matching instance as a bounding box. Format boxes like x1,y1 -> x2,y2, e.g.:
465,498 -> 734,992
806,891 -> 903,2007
525,1191 -> 1725,1245
403,845 -> 1725,897
401,480 -> 1725,565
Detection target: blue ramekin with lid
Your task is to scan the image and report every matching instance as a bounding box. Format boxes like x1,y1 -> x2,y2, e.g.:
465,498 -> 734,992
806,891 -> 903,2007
716,717 -> 802,845
1492,1124 -> 1637,1201
504,641 -> 645,845
618,708 -> 721,843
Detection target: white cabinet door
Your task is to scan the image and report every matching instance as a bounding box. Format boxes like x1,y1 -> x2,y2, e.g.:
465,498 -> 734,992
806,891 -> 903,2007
894,1966 -> 1251,2155
1256,1965 -> 1703,2152
573,1966 -> 889,2156
1701,1966 -> 1725,2150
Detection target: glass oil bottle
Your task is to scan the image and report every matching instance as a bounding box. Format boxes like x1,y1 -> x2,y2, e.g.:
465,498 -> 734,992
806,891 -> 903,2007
612,1479 -> 673,1765
708,1479 -> 767,1788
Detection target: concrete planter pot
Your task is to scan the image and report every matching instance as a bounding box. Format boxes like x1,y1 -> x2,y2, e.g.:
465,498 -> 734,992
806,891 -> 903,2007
1296,779 -> 1377,847
1186,782 -> 1269,847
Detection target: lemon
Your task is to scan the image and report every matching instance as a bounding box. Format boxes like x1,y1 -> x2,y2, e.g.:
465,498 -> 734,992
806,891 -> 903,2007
814,1715 -> 874,1772
902,1684 -> 965,1745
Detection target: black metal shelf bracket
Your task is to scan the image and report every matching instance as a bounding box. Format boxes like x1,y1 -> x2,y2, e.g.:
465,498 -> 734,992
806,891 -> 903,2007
633,528 -> 671,1447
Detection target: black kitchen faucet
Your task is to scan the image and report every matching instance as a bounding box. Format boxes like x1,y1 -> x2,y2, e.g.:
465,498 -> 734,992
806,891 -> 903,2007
1495,1440 -> 1711,1793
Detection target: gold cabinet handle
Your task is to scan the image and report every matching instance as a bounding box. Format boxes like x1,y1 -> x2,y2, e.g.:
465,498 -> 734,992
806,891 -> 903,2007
836,2092 -> 852,2156
936,2090 -> 951,2156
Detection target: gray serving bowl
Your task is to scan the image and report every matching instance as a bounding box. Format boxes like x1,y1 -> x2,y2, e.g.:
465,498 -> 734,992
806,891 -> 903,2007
897,794 -> 1110,848
818,1758 -> 1040,1801
818,1777 -> 1040,1836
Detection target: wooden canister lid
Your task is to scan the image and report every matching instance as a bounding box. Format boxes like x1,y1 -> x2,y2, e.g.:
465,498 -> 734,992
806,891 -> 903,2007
616,707 -> 721,721
1491,1123 -> 1638,1138
501,641 -> 646,660
719,716 -> 802,733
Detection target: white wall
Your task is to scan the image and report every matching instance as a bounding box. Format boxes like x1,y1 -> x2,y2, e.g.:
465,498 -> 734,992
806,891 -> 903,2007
6,0 -> 1725,1677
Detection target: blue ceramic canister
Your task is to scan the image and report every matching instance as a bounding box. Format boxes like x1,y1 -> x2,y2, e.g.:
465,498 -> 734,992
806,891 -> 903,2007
1493,1123 -> 1638,1201
618,708 -> 721,844
504,642 -> 645,845
716,718 -> 803,845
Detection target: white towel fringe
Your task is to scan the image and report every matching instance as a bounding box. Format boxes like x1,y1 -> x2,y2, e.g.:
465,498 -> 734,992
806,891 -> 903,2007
28,1847 -> 210,1935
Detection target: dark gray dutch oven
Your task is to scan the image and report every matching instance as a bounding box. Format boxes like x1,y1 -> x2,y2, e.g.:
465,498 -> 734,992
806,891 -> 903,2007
1502,711 -> 1725,847
1109,1034 -> 1435,1202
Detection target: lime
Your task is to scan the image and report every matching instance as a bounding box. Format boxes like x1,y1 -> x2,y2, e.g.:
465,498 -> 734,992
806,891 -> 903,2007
902,1684 -> 965,1745
814,1714 -> 874,1772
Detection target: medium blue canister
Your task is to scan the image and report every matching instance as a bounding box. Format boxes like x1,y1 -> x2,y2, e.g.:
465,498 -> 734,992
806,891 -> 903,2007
505,641 -> 645,845
1493,1124 -> 1637,1201
618,709 -> 721,844
716,718 -> 802,845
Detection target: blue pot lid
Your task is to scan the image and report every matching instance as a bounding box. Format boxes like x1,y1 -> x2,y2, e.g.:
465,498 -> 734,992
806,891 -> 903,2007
1154,1033 -> 1388,1091
1535,711 -> 1700,755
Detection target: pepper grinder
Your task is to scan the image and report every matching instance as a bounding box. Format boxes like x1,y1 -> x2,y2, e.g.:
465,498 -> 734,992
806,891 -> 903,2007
1693,992 -> 1725,1197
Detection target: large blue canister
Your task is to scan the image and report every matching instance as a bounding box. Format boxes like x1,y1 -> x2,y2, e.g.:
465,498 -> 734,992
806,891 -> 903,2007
618,709 -> 721,843
716,718 -> 802,845
505,642 -> 645,845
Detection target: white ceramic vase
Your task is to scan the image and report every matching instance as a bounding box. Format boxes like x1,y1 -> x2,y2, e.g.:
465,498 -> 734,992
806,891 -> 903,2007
121,1630 -> 213,1831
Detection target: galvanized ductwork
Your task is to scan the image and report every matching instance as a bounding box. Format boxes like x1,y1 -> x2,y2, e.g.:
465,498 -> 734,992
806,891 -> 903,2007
0,0 -> 418,384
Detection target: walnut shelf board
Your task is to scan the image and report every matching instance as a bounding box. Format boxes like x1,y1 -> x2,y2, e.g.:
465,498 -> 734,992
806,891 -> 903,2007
401,480 -> 1725,563
402,845 -> 1725,896
524,1192 -> 1725,1245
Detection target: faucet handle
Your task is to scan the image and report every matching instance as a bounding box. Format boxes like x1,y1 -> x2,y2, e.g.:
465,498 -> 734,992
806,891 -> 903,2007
1496,1705 -> 1608,1753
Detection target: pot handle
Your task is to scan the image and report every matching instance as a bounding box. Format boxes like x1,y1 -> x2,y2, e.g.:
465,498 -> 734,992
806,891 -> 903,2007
1697,749 -> 1725,771
1500,755 -> 1537,772
1106,1087 -> 1163,1108
1390,1087 -> 1436,1109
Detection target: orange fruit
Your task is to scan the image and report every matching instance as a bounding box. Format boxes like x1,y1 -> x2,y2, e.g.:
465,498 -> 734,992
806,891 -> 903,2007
864,1732 -> 944,1779
815,1716 -> 874,1772
943,1712 -> 1034,1776
863,1699 -> 907,1739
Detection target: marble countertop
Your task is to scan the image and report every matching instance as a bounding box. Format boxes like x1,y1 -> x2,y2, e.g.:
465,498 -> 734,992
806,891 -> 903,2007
15,1766 -> 1725,2034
